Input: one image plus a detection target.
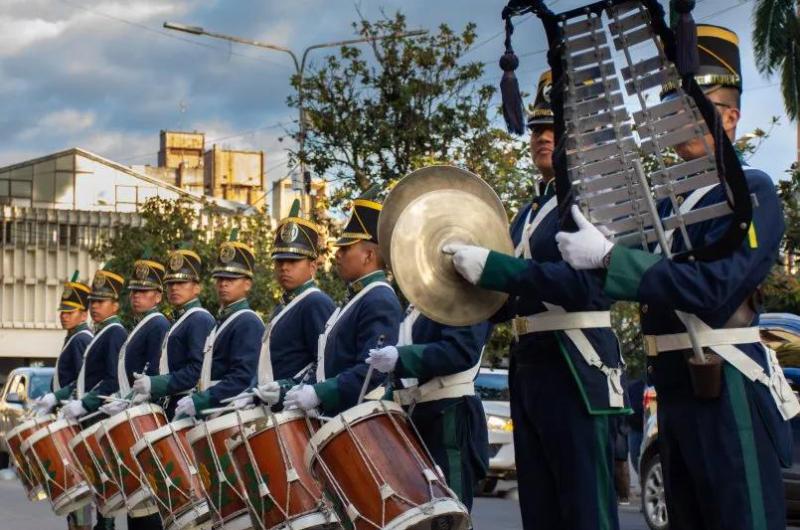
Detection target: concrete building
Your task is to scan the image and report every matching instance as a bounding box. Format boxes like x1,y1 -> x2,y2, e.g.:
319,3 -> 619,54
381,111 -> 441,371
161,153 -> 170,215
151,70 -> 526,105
0,147 -> 212,376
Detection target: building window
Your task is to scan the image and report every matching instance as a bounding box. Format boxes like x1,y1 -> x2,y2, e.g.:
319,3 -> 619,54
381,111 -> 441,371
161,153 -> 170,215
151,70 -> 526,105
58,224 -> 79,247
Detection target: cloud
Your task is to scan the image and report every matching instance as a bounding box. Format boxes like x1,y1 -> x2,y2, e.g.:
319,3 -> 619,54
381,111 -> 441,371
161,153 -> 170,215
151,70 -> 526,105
0,16 -> 68,57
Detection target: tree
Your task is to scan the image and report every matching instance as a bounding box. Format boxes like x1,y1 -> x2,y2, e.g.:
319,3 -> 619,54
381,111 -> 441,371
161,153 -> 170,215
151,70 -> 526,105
753,0 -> 800,120
289,11 -> 533,212
91,198 -> 280,325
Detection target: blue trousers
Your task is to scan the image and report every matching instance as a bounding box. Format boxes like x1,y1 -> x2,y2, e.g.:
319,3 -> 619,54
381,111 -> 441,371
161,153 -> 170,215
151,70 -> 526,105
654,355 -> 789,530
510,345 -> 619,530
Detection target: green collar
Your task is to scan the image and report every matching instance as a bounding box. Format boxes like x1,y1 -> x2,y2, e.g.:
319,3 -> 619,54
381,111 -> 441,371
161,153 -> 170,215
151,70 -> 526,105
347,270 -> 386,297
67,322 -> 90,337
218,298 -> 250,321
134,306 -> 161,323
283,280 -> 315,304
174,298 -> 202,319
95,315 -> 121,332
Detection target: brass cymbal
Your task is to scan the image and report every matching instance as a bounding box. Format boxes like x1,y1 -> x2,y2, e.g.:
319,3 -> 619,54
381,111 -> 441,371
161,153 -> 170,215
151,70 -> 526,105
390,184 -> 513,327
378,165 -> 509,270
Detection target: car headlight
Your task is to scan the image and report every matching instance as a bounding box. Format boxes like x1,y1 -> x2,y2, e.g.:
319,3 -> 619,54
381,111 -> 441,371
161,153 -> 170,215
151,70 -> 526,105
487,414 -> 513,432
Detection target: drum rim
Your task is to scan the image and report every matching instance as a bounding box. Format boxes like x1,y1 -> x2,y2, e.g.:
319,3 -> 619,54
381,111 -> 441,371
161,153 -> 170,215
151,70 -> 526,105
21,418 -> 78,452
130,416 -> 196,456
100,402 -> 166,432
67,421 -> 101,451
305,400 -> 404,470
7,415 -> 56,441
185,406 -> 264,445
225,408 -> 307,452
382,497 -> 469,530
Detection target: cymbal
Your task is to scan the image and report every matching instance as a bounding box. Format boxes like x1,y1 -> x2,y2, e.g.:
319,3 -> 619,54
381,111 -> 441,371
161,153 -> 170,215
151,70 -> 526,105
378,165 -> 509,270
389,174 -> 513,326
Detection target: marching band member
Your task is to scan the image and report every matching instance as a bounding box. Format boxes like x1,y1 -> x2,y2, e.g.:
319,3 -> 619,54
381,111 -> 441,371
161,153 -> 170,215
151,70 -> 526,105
129,248 -> 215,419
97,258 -> 169,530
59,269 -> 127,530
367,307 -> 491,511
61,269 -> 127,419
555,26 -> 797,530
445,70 -> 628,529
285,190 -> 402,415
34,273 -> 93,416
249,200 -> 335,406
33,274 -> 94,530
175,236 -> 264,417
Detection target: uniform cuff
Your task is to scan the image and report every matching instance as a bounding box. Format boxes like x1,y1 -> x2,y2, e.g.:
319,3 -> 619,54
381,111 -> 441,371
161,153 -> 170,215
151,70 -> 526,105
604,245 -> 661,301
53,385 -> 72,402
150,375 -> 171,398
81,392 -> 102,412
192,391 -> 213,414
313,379 -> 340,413
478,251 -> 528,292
396,345 -> 426,378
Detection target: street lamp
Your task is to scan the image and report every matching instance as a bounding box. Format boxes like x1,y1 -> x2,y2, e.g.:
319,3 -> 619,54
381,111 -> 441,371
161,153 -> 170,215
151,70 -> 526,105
163,21 -> 428,205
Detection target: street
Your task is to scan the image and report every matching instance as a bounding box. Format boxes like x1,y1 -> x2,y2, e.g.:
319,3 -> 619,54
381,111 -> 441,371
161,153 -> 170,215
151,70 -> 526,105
0,472 -> 650,530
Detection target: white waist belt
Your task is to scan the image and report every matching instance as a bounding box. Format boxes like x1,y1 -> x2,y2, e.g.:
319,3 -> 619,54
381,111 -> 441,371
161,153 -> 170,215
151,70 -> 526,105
394,381 -> 475,406
644,327 -> 761,357
514,310 -> 611,336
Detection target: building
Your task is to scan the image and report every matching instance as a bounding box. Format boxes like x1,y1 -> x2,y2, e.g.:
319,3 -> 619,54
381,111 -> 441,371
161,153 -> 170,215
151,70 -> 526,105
140,131 -> 266,207
0,147 -> 213,376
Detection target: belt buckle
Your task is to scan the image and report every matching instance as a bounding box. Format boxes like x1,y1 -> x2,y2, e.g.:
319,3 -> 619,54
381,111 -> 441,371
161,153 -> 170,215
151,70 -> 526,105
644,335 -> 659,357
513,317 -> 529,336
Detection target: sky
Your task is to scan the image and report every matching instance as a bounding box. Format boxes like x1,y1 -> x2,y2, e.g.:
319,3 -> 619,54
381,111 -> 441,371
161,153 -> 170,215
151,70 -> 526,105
0,0 -> 794,192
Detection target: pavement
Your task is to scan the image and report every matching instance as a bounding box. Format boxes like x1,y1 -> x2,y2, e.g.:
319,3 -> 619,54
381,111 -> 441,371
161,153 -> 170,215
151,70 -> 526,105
0,471 -> 651,530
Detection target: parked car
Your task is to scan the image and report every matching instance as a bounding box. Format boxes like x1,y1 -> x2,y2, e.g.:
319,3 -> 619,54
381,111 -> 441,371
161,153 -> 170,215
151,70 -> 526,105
639,313 -> 800,529
475,367 -> 516,496
0,367 -> 54,468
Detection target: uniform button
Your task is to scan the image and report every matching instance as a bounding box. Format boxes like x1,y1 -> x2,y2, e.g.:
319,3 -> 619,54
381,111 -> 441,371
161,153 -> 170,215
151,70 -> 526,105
676,195 -> 685,205
647,366 -> 654,374
641,304 -> 648,314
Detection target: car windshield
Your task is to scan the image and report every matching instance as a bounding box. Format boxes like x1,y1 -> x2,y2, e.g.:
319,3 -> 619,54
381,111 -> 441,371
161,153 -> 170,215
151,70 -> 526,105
28,374 -> 52,400
475,373 -> 510,401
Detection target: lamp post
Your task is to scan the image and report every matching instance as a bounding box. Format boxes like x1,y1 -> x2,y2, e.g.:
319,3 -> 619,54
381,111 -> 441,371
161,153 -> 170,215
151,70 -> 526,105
163,21 -> 427,208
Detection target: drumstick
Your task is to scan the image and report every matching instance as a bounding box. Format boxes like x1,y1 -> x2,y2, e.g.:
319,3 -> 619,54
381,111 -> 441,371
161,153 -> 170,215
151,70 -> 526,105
97,395 -> 132,403
357,334 -> 386,405
219,389 -> 256,404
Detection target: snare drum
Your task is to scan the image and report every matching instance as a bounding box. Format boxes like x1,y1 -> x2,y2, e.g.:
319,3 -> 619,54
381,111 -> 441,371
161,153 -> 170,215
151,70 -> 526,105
95,403 -> 167,517
187,408 -> 263,530
228,408 -> 339,530
131,418 -> 213,530
6,415 -> 54,501
68,421 -> 125,517
20,419 -> 93,516
306,400 -> 470,530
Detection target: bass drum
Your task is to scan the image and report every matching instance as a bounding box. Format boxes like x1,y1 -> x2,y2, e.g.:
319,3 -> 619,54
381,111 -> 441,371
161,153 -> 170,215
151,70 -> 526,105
306,400 -> 470,530
228,407 -> 339,530
6,415 -> 54,502
21,419 -> 93,516
95,403 -> 167,517
131,418 -> 213,530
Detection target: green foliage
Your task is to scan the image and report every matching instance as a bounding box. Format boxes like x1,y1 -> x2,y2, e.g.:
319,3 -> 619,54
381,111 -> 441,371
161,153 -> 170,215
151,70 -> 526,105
611,302 -> 645,378
290,11 -> 532,212
752,0 -> 800,120
91,197 -> 281,324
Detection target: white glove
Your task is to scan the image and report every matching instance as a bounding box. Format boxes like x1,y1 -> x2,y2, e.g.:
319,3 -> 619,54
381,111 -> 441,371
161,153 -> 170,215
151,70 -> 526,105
62,400 -> 87,420
33,393 -> 57,415
254,382 -> 281,406
442,243 -> 490,285
283,384 -> 320,411
367,346 -> 399,374
99,400 -> 128,417
131,393 -> 150,405
232,396 -> 254,409
555,205 -> 615,270
132,372 -> 151,395
175,395 -> 196,418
